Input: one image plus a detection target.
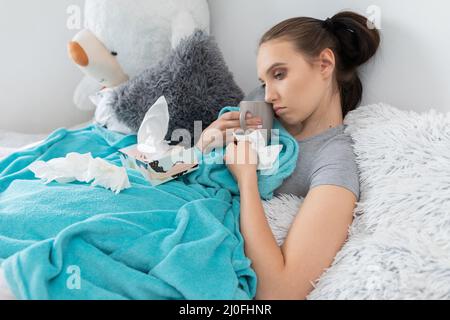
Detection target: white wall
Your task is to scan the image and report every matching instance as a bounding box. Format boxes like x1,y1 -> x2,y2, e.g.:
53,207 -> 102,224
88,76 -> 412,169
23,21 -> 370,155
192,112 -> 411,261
209,0 -> 450,113
1,0 -> 449,134
0,0 -> 89,134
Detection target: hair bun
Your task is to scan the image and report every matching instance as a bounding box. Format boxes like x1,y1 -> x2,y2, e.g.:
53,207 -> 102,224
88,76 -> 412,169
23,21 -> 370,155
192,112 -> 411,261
329,11 -> 380,69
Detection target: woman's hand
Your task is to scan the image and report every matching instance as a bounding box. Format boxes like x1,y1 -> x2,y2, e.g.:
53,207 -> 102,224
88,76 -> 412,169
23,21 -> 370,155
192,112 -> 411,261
224,140 -> 258,184
195,111 -> 262,153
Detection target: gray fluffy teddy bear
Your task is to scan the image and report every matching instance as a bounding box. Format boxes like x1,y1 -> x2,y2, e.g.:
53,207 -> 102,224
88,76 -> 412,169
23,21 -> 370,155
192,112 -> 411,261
109,30 -> 244,147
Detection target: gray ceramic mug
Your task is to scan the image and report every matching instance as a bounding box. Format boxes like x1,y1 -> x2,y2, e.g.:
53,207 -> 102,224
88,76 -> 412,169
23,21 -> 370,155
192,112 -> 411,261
239,101 -> 274,144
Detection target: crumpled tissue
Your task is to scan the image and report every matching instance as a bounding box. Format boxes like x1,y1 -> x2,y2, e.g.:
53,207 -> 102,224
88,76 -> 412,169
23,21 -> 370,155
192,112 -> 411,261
233,130 -> 283,171
136,96 -> 173,161
29,152 -> 130,194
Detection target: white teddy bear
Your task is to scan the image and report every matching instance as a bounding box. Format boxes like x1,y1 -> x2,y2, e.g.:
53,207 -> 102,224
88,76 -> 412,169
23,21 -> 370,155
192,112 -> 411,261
68,0 -> 210,111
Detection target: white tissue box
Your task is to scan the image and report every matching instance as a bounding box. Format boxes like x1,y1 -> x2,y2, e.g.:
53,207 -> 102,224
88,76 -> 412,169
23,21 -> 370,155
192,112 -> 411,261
119,145 -> 199,186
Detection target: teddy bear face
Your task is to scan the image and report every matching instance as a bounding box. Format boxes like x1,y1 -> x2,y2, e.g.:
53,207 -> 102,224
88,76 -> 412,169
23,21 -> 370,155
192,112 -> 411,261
69,29 -> 129,88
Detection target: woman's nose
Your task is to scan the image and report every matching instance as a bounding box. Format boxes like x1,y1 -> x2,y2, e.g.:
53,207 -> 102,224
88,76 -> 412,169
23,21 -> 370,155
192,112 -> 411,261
264,85 -> 278,103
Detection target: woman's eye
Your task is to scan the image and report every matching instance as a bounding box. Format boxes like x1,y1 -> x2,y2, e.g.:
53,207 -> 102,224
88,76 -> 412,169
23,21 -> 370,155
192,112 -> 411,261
261,83 -> 266,88
274,72 -> 285,80
111,51 -> 118,56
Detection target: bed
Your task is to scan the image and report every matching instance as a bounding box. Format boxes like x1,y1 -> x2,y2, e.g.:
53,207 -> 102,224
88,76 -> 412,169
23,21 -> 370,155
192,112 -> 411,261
1,0 -> 450,300
0,130 -> 47,160
0,121 -> 93,160
2,103 -> 449,300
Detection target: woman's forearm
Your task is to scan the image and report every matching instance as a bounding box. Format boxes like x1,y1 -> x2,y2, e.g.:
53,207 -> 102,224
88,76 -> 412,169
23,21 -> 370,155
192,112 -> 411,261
238,173 -> 286,299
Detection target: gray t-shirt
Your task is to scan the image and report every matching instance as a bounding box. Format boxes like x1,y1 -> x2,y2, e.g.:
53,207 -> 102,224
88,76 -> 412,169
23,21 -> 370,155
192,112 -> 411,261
274,125 -> 360,200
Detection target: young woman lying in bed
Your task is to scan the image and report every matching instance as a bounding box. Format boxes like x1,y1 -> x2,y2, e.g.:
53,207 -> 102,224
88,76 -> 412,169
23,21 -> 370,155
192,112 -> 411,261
196,11 -> 380,299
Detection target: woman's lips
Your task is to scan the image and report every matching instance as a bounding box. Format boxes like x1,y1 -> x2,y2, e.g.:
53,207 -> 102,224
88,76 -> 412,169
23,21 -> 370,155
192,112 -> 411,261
274,106 -> 287,115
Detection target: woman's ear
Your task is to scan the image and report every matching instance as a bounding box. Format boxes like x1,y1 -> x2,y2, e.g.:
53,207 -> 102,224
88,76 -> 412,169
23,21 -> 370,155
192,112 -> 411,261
318,48 -> 335,79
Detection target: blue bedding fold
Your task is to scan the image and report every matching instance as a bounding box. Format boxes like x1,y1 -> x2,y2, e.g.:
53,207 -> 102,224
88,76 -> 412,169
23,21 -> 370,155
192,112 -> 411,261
0,107 -> 298,300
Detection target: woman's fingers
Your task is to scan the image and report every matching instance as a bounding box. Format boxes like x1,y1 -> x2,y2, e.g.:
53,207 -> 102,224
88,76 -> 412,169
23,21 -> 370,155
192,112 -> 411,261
220,118 -> 262,130
224,142 -> 237,163
224,140 -> 257,166
220,112 -> 262,126
244,112 -> 263,125
221,120 -> 241,129
220,111 -> 240,121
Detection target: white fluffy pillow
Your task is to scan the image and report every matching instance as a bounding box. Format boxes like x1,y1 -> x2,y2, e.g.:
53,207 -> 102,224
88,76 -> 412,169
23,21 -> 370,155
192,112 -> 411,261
263,194 -> 303,246
306,103 -> 450,299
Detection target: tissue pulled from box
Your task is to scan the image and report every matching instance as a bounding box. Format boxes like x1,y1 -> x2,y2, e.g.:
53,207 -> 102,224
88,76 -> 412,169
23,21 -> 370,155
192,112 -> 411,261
136,96 -> 172,161
29,152 -> 130,194
233,130 -> 283,171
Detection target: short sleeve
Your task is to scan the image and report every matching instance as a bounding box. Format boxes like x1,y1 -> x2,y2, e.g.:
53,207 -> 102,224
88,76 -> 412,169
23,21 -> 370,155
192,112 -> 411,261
309,136 -> 360,201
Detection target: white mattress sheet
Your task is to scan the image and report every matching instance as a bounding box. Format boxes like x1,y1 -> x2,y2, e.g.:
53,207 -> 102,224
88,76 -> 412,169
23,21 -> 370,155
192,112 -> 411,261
0,131 -> 47,159
0,121 -> 93,159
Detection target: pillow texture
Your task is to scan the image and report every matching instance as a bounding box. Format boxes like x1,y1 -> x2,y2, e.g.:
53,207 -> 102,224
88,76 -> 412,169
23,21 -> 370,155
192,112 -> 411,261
261,103 -> 450,299
262,193 -> 303,246
110,30 -> 244,146
305,103 -> 450,299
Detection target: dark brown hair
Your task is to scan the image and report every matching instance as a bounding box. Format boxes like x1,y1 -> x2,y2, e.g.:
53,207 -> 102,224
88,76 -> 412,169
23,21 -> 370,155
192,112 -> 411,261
259,11 -> 380,117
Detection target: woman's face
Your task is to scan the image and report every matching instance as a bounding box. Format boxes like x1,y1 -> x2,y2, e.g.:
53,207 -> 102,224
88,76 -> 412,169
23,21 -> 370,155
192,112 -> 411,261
257,39 -> 331,126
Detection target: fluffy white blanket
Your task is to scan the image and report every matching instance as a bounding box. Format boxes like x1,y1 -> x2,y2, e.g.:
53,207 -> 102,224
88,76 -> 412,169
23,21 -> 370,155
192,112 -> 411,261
263,103 -> 450,300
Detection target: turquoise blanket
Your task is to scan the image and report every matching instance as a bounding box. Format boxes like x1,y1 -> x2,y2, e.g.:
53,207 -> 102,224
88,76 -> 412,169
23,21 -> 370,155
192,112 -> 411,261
0,107 -> 298,300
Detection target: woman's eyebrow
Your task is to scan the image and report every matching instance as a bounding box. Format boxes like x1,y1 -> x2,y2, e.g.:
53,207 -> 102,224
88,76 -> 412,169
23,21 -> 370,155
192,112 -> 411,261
258,62 -> 287,82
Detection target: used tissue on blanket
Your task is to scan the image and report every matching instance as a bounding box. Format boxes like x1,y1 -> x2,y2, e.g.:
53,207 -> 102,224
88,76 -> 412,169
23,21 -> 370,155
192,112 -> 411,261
233,130 -> 283,171
29,152 -> 130,194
